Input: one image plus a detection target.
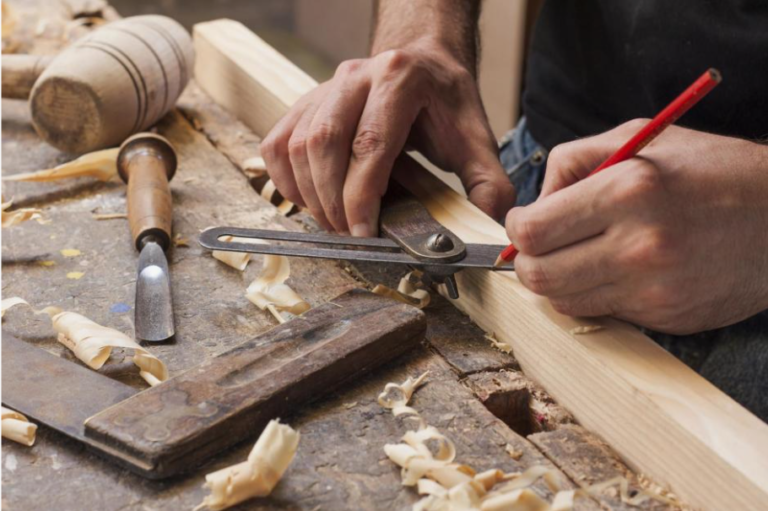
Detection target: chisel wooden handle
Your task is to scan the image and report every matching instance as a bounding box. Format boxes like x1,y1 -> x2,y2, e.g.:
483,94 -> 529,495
1,54 -> 54,99
117,133 -> 177,251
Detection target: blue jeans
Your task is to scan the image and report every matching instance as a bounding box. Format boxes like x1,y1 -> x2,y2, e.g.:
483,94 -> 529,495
499,118 -> 768,423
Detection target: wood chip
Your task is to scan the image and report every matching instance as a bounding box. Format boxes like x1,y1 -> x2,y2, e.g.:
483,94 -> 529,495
92,212 -> 127,220
45,308 -> 167,387
66,271 -> 85,280
2,199 -> 49,228
60,248 -> 81,257
195,420 -> 299,511
372,271 -> 431,309
378,374 -> 679,511
246,250 -> 310,323
2,148 -> 119,182
1,297 -> 29,318
1,407 -> 37,447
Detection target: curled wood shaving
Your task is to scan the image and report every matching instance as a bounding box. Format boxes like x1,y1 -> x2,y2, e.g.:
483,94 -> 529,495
1,407 -> 37,447
569,325 -> 605,335
1,297 -> 29,318
3,148 -> 119,182
195,419 -> 299,511
378,375 -> 679,510
246,249 -> 310,323
2,199 -> 49,227
242,156 -> 267,177
372,271 -> 431,309
260,179 -> 296,216
2,298 -> 166,386
211,235 -> 259,271
47,309 -> 168,387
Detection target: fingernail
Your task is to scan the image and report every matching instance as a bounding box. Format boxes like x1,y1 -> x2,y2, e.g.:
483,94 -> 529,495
339,230 -> 350,236
351,223 -> 373,238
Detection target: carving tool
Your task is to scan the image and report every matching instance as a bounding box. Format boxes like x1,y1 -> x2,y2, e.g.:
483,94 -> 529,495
1,15 -> 194,153
495,68 -> 722,267
117,133 -> 177,342
2,290 -> 424,478
200,181 -> 515,299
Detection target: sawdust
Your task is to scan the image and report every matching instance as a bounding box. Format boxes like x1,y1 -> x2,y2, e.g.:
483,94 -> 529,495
378,374 -> 680,510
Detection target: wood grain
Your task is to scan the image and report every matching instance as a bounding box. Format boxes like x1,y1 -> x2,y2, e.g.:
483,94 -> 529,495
28,15 -> 193,153
117,133 -> 177,250
193,19 -> 768,510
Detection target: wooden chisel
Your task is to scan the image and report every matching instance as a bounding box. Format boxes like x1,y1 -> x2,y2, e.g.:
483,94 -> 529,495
117,133 -> 177,342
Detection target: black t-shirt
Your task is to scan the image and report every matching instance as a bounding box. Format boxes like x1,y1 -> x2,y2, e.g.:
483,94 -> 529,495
523,0 -> 768,150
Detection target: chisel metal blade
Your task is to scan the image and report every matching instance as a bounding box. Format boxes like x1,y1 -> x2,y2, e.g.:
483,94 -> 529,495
135,240 -> 174,342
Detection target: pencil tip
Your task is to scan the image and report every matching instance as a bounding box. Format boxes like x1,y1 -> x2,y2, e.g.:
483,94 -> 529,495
493,255 -> 506,268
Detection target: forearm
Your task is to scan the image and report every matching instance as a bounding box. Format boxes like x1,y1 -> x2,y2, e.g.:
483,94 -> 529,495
371,0 -> 481,74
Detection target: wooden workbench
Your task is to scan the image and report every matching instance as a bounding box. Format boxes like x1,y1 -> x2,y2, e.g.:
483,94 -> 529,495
1,2 -> 675,509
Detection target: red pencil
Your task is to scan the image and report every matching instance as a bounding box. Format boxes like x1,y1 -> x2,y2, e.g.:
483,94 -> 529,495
494,68 -> 722,267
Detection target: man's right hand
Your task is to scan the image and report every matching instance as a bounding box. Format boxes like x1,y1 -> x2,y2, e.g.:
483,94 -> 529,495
261,40 -> 515,237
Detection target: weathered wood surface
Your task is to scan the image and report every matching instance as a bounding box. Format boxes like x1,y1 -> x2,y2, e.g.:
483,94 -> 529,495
2,3 -> 674,510
530,426 -> 672,511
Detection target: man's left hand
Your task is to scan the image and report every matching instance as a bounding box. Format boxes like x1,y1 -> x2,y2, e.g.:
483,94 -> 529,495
505,121 -> 768,334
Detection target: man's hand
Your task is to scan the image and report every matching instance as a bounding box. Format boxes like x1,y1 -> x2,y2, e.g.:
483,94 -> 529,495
505,121 -> 768,334
261,1 -> 515,237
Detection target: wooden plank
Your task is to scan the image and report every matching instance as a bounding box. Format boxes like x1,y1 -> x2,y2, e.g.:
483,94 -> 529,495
193,19 -> 768,511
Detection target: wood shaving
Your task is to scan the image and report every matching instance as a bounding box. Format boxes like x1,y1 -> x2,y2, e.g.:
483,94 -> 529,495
260,179 -> 296,216
242,156 -> 267,177
38,260 -> 56,267
45,309 -> 167,386
372,271 -> 431,309
3,148 -> 119,182
92,212 -> 127,220
2,199 -> 49,228
378,375 -> 679,510
505,444 -> 523,460
211,235 -> 259,271
66,271 -> 85,280
174,233 -> 190,247
246,249 -> 310,323
1,297 -> 29,318
1,407 -> 37,447
485,333 -> 512,354
60,248 -> 81,257
195,419 -> 299,511
569,325 -> 605,335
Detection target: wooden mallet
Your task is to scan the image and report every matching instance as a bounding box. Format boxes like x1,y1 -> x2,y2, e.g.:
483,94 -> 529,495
1,15 -> 194,154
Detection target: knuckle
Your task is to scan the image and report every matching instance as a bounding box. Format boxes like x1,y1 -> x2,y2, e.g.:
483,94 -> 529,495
287,135 -> 308,161
351,128 -> 387,160
260,133 -> 285,164
621,226 -> 681,270
612,162 -> 663,204
335,59 -> 363,77
377,49 -> 412,74
307,123 -> 342,152
518,261 -> 553,296
511,215 -> 542,254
